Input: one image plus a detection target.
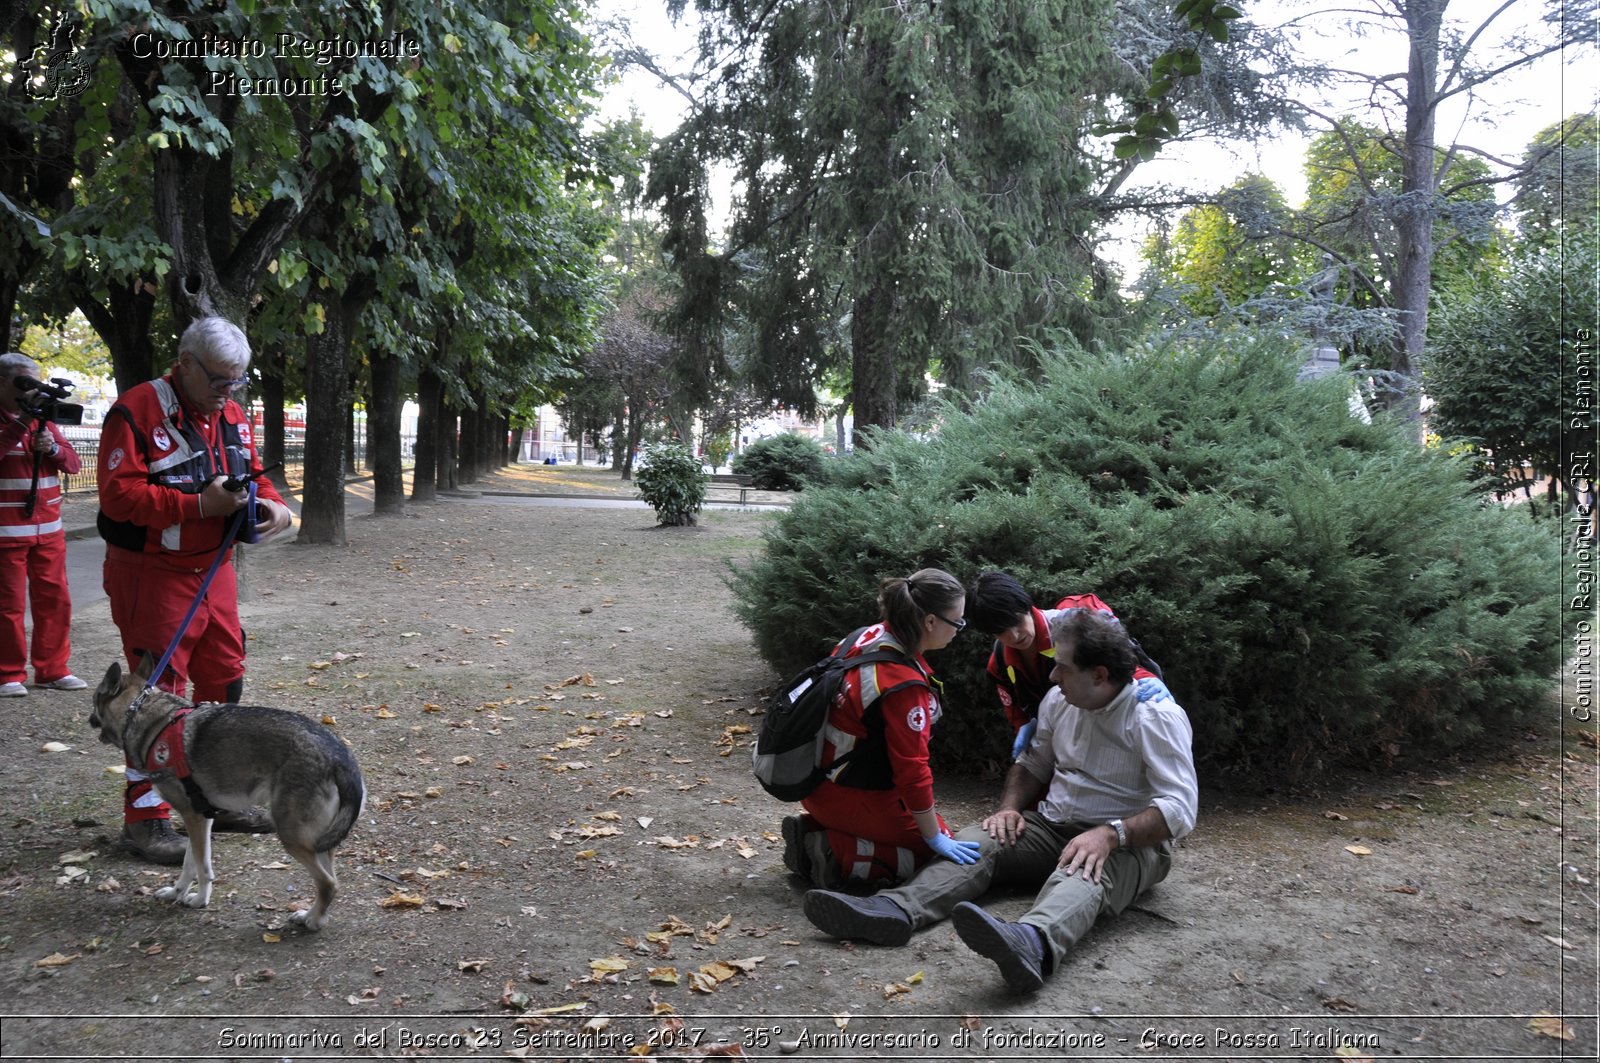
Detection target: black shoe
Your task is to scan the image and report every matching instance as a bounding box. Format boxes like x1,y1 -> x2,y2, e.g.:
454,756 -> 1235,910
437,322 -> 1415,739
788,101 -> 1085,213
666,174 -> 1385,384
802,889 -> 913,946
781,816 -> 810,879
951,901 -> 1047,991
120,819 -> 186,865
207,807 -> 273,833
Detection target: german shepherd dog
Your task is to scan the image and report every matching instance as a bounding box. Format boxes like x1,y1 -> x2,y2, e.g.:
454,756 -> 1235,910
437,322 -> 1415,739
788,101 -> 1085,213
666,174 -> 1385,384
90,656 -> 366,931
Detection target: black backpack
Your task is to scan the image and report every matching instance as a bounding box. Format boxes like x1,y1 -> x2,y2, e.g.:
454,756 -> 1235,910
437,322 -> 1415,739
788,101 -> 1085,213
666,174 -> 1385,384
752,626 -> 931,801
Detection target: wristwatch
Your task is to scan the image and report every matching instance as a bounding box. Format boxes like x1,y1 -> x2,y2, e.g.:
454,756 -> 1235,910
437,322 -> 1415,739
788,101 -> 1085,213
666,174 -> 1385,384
1107,818 -> 1127,847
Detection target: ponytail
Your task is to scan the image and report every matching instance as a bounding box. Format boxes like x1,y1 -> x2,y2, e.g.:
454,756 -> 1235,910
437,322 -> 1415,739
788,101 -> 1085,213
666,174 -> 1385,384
878,567 -> 963,651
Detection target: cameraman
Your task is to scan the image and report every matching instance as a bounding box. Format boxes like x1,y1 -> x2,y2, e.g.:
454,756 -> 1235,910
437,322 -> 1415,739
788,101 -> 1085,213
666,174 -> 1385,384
97,317 -> 292,863
0,353 -> 87,698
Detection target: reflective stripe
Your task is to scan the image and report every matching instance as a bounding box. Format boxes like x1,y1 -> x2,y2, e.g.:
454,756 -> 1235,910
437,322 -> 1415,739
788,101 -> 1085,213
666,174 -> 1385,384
146,379 -> 197,475
161,524 -> 181,551
0,519 -> 62,536
848,836 -> 877,881
0,477 -> 60,490
823,723 -> 857,777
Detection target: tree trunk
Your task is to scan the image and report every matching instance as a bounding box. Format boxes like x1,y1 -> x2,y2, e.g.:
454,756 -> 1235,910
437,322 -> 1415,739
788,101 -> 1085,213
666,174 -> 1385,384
457,402 -> 479,485
257,345 -> 288,478
369,346 -> 404,514
1391,0 -> 1444,438
74,279 -> 158,394
412,365 -> 441,502
613,402 -> 628,474
510,426 -> 525,464
344,384 -> 359,476
296,287 -> 350,545
438,399 -> 459,492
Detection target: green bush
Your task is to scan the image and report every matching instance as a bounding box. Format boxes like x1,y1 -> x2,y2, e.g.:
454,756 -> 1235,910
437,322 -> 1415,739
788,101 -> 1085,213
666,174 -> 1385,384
732,433 -> 828,491
729,335 -> 1561,783
635,441 -> 706,526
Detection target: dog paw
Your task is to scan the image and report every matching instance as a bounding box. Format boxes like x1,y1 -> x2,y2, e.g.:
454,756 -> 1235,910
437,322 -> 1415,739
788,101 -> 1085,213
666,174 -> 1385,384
154,886 -> 181,903
289,909 -> 326,931
183,892 -> 210,909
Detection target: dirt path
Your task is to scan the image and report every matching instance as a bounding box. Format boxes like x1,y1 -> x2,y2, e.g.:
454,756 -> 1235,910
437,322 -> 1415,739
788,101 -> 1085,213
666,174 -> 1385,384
2,470 -> 1594,1060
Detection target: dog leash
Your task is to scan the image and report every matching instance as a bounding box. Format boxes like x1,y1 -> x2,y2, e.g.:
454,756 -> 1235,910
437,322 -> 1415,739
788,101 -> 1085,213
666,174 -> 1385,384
128,507 -> 249,716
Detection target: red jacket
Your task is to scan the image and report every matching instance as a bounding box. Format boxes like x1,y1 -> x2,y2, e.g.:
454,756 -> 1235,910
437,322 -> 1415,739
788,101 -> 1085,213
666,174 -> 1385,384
820,623 -> 941,813
97,375 -> 284,563
0,412 -> 81,545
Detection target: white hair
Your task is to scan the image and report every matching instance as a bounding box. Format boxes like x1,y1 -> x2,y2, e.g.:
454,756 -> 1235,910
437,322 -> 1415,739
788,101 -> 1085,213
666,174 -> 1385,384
0,352 -> 40,382
178,317 -> 251,374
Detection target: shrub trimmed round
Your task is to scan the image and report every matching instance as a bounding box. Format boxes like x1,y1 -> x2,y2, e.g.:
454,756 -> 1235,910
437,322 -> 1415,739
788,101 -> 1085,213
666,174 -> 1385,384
732,432 -> 828,491
636,442 -> 706,526
728,336 -> 1561,783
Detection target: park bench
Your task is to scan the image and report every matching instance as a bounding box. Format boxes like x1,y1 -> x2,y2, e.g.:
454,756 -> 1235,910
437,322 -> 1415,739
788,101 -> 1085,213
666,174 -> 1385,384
705,472 -> 756,504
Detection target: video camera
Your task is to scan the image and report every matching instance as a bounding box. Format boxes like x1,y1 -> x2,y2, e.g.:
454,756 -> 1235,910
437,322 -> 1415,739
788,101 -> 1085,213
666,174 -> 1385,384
13,375 -> 84,426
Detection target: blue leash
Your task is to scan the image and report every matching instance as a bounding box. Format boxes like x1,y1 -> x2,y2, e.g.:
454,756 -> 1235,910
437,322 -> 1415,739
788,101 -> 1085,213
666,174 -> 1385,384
138,507 -> 248,699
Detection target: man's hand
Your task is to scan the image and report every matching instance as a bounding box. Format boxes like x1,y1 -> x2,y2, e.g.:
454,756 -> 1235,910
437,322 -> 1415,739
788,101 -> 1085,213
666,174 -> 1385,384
253,497 -> 293,541
200,475 -> 248,517
1056,825 -> 1118,885
30,429 -> 56,456
981,808 -> 1028,846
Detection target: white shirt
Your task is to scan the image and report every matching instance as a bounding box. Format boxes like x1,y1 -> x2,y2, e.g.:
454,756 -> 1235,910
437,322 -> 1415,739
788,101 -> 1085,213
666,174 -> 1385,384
1017,678 -> 1198,840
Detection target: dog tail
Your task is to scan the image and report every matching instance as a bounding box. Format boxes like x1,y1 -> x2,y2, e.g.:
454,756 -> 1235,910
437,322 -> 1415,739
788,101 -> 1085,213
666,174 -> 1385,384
315,747 -> 366,854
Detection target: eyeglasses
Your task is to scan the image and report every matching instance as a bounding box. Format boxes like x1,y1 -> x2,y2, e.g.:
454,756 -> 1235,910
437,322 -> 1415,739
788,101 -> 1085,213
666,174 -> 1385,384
191,358 -> 248,393
931,613 -> 967,632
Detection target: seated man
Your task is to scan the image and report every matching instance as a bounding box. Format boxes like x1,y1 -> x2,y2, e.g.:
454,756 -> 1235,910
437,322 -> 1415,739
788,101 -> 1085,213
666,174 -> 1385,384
965,571 -> 1164,758
801,608 -> 1197,992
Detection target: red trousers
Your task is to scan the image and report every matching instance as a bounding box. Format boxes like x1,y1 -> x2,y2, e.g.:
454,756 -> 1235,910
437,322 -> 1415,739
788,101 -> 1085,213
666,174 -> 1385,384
103,546 -> 245,703
802,780 -> 949,886
0,537 -> 73,685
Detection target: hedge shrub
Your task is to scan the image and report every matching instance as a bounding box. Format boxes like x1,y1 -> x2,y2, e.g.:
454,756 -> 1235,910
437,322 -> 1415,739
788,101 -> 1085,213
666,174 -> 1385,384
732,433 -> 828,491
729,335 -> 1561,782
635,441 -> 706,526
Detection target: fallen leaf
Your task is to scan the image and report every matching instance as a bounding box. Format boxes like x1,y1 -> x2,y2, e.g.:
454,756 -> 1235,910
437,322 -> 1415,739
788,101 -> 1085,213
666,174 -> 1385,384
458,958 -> 490,972
452,755 -> 474,766
590,956 -> 630,974
57,850 -> 96,865
34,953 -> 78,968
379,892 -> 425,909
1344,845 -> 1373,856
1386,885 -> 1420,895
648,967 -> 679,985
374,707 -> 397,719
1333,1047 -> 1375,1063
1323,811 -> 1348,820
655,836 -> 698,849
262,932 -> 281,944
833,1013 -> 851,1030
40,742 -> 70,753
1528,1012 -> 1574,1041
725,956 -> 764,974
906,970 -> 924,985
960,1014 -> 981,1032
1542,935 -> 1576,950
882,982 -> 911,998
637,816 -> 654,830
528,1002 -> 588,1016
1321,996 -> 1358,1012
583,1016 -> 611,1034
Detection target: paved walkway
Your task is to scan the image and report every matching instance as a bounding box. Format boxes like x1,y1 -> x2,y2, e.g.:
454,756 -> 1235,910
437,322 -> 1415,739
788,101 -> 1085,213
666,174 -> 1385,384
57,476 -> 784,608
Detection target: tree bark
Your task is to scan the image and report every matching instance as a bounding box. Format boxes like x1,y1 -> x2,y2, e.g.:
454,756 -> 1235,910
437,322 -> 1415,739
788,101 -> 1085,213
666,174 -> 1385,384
73,278 -> 158,394
257,344 -> 287,477
1390,0 -> 1444,436
296,287 -> 350,545
369,346 -> 404,514
412,365 -> 441,502
457,401 -> 479,485
437,395 -> 459,492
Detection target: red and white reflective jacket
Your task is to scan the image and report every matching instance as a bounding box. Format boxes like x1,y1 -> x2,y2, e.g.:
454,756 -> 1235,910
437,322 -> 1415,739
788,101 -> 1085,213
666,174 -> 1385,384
97,375 -> 284,563
0,411 -> 81,545
819,623 -> 942,812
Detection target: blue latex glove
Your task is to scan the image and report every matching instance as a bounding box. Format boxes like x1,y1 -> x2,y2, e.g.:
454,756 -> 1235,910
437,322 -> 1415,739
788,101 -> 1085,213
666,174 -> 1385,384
924,831 -> 982,865
1010,718 -> 1038,760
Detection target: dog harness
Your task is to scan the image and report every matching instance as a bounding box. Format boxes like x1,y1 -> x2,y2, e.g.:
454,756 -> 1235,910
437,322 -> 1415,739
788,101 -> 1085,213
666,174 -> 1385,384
137,708 -> 220,818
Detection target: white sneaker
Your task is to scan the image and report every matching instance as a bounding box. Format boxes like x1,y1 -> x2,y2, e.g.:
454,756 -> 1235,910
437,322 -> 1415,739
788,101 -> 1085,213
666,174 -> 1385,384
0,682 -> 26,697
42,675 -> 88,691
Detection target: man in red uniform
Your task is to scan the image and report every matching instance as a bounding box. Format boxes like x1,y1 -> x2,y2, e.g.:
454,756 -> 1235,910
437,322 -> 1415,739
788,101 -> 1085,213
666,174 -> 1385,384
0,354 -> 86,697
97,317 -> 293,863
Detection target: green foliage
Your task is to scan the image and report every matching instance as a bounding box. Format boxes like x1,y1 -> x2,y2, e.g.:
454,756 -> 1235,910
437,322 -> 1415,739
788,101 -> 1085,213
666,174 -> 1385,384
729,334 -> 1561,783
1147,174 -> 1300,315
1427,234 -> 1598,513
635,441 -> 707,526
1517,113 -> 1598,251
731,433 -> 828,491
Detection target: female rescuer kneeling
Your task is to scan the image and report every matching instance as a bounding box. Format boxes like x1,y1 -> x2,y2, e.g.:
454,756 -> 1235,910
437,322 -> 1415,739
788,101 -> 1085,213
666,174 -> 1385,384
781,568 -> 981,887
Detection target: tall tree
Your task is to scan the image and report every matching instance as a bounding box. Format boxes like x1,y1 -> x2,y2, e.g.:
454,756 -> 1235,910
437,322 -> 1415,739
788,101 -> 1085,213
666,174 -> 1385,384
652,0 -> 1284,446
1145,174 -> 1301,315
1274,0 -> 1593,424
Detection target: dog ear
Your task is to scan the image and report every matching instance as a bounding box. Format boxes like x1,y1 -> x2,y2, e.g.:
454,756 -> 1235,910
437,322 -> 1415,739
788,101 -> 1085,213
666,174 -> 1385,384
96,661 -> 123,701
132,652 -> 156,683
